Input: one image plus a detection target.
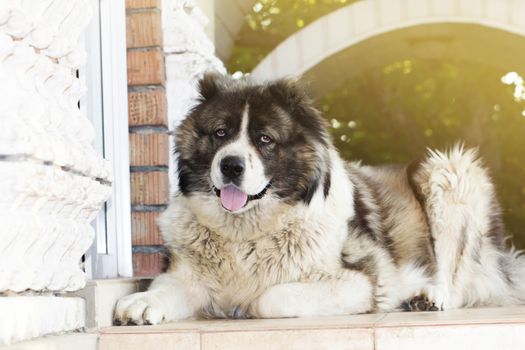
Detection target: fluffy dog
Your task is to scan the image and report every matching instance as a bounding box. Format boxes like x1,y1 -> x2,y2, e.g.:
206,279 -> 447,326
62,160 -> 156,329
114,73 -> 525,325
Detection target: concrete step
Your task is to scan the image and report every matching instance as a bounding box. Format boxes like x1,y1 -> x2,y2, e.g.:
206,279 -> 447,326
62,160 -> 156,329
99,306 -> 525,350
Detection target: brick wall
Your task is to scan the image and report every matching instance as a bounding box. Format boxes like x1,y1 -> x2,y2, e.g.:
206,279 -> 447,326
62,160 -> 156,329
126,0 -> 169,276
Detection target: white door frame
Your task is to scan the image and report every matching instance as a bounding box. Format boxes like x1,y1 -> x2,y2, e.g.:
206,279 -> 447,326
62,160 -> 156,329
82,0 -> 133,279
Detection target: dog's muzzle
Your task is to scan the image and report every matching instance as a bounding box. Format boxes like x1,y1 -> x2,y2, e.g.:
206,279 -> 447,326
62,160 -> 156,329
213,181 -> 272,211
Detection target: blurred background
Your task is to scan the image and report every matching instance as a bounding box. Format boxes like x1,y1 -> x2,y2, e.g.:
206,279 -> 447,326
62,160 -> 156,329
6,2 -> 525,344
213,0 -> 525,248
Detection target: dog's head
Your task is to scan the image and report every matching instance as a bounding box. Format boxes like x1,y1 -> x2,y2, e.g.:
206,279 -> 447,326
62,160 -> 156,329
175,72 -> 331,213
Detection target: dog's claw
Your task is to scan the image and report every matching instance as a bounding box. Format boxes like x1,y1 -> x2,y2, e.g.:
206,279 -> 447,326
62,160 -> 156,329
404,294 -> 439,312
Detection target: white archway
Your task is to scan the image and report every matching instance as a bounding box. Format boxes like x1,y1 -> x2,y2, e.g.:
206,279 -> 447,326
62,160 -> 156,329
215,0 -> 255,61
251,0 -> 525,90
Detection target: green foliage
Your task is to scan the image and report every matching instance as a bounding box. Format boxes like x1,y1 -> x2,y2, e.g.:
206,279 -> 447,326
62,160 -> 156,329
225,1 -> 525,248
227,0 -> 359,73
227,45 -> 271,76
246,0 -> 356,34
322,59 -> 525,248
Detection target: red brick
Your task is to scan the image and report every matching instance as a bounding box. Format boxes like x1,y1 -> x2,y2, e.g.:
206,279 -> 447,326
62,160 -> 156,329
127,49 -> 165,86
132,211 -> 164,245
129,133 -> 169,167
126,10 -> 162,48
128,88 -> 167,126
126,0 -> 161,9
133,252 -> 166,276
130,171 -> 169,205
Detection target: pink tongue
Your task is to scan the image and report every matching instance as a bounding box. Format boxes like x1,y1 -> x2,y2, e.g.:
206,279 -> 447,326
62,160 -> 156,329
220,185 -> 248,212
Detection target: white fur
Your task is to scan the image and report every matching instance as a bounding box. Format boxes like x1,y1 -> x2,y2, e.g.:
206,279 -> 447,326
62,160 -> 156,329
415,144 -> 518,309
115,142 -> 525,324
210,104 -> 269,199
114,265 -> 209,324
255,273 -> 373,318
115,150 -> 371,323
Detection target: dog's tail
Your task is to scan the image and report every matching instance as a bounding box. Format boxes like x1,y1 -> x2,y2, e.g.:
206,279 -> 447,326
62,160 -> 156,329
502,247 -> 525,304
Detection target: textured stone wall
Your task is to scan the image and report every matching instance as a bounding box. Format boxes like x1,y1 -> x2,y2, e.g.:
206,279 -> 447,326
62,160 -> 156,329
162,0 -> 225,192
163,0 -> 224,131
0,0 -> 112,344
0,0 -> 112,293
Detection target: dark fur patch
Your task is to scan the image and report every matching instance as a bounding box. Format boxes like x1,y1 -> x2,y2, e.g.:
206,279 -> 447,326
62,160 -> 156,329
487,201 -> 505,248
345,169 -> 403,268
341,253 -> 377,285
406,158 -> 427,214
323,171 -> 331,198
197,71 -> 223,101
366,178 -> 402,265
341,255 -> 372,272
303,177 -> 320,205
348,186 -> 374,238
177,75 -> 332,206
162,250 -> 172,273
267,79 -> 329,147
243,241 -> 256,261
406,157 -> 436,253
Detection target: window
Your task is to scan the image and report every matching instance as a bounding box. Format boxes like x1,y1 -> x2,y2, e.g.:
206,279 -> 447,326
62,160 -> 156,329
81,0 -> 132,278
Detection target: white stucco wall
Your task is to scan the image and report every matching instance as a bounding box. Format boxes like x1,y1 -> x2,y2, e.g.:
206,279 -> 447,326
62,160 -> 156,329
0,0 -> 112,344
162,0 -> 225,192
252,0 -> 525,81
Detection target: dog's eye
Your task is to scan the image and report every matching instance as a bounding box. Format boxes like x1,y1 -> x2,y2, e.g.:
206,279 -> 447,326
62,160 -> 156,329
259,135 -> 272,144
215,129 -> 226,137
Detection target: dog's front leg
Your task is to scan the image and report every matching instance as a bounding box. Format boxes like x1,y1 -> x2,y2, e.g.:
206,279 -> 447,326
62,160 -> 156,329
114,271 -> 209,325
252,272 -> 374,318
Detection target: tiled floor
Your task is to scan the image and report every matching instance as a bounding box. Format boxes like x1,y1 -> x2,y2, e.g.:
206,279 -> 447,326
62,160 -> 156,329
99,306 -> 525,350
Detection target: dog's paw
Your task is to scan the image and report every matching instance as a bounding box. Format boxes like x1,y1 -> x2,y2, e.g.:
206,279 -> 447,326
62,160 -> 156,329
113,292 -> 165,326
402,294 -> 439,312
421,284 -> 452,311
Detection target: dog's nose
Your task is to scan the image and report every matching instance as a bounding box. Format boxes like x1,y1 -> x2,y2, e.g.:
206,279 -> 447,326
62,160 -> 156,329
220,156 -> 245,179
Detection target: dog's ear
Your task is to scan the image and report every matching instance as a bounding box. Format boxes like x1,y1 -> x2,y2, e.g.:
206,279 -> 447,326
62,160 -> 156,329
267,76 -> 309,110
269,76 -> 329,145
197,71 -> 223,100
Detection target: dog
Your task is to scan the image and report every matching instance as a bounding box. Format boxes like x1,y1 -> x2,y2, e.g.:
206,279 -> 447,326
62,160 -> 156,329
114,73 -> 525,325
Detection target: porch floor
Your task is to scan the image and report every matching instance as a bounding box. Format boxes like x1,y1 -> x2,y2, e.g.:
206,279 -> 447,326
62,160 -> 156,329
99,306 -> 525,350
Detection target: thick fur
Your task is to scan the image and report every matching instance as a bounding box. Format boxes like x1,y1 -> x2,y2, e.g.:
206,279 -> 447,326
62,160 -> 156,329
114,74 -> 525,325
